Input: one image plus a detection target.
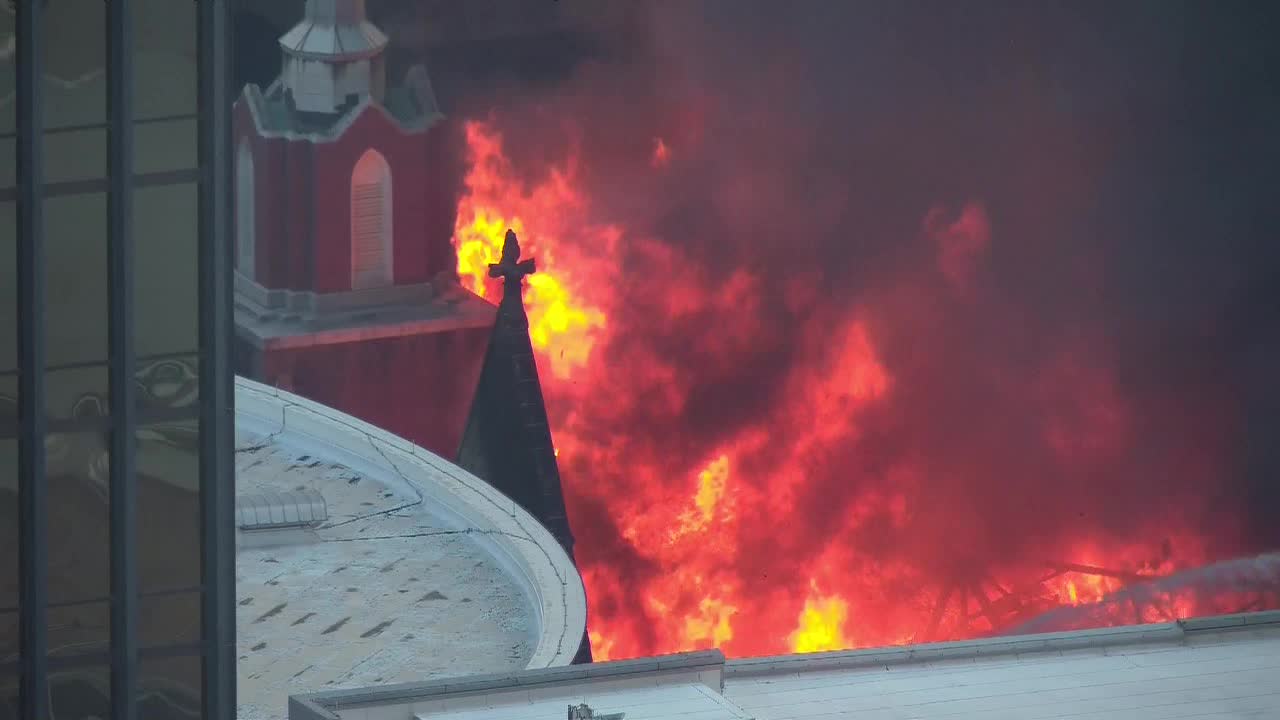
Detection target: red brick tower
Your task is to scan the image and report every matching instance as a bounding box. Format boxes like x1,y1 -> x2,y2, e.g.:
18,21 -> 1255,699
232,0 -> 493,458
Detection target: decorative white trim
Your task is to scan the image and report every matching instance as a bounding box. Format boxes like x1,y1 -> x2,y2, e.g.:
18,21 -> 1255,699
233,271 -> 440,315
349,147 -> 394,290
238,77 -> 442,144
235,137 -> 257,281
233,376 -> 588,670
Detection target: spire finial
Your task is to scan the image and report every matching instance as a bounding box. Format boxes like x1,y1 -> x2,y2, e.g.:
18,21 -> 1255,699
488,229 -> 537,314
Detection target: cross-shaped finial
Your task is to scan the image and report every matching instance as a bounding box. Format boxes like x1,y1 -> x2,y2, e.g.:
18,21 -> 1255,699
489,229 -> 536,283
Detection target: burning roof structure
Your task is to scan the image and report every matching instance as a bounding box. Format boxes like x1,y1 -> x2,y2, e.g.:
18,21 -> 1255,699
443,0 -> 1280,662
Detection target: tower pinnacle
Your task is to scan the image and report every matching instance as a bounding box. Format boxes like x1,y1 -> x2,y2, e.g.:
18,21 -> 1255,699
278,0 -> 389,114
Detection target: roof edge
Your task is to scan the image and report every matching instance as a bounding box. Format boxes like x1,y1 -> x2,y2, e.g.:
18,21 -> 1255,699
284,611 -> 1280,718
288,650 -> 726,716
723,609 -> 1280,678
1179,609 -> 1280,632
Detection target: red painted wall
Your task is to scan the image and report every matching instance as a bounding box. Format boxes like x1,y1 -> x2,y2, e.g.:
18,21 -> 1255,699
310,109 -> 463,293
232,93 -> 464,294
257,325 -> 491,459
283,140 -> 314,290
233,98 -> 311,290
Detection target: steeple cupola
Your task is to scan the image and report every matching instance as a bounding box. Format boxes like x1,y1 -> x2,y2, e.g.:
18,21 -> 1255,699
278,0 -> 389,114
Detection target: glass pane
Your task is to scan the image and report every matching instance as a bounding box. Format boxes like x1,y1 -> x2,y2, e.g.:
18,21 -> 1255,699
47,600 -> 109,660
45,192 -> 108,367
136,355 -> 200,418
48,662 -> 110,720
0,201 -> 14,374
0,3 -> 13,136
0,374 -> 13,435
45,127 -> 106,184
135,183 -> 199,357
135,0 -> 198,120
0,436 -> 16,677
46,429 -> 110,606
0,376 -> 11,448
45,365 -> 109,425
136,117 -> 198,175
0,137 -> 13,191
138,418 -> 201,593
138,652 -> 202,720
43,0 -> 107,130
0,167 -> 9,683
0,680 -> 15,720
139,591 -> 201,650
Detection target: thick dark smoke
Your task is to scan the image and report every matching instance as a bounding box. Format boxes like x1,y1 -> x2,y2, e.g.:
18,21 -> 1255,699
432,0 -> 1280,651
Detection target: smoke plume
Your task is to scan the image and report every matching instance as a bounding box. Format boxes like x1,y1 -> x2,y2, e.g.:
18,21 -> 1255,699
445,0 -> 1280,657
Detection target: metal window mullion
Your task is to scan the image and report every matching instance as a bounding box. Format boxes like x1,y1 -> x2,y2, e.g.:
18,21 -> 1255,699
15,0 -> 49,718
198,2 -> 236,719
106,0 -> 139,718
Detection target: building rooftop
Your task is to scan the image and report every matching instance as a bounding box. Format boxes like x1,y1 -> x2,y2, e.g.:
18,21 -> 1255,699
288,610 -> 1280,720
234,378 -> 587,720
723,611 -> 1280,720
234,430 -> 532,719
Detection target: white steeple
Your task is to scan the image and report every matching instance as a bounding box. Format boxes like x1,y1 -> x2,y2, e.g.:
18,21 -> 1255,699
279,0 -> 389,115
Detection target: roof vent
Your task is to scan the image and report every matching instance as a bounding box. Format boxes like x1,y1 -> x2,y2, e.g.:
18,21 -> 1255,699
236,489 -> 328,531
568,704 -> 625,720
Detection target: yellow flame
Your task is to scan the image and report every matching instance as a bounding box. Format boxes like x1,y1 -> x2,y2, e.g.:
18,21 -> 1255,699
526,272 -> 607,370
789,591 -> 851,653
683,597 -> 737,648
452,210 -> 606,379
695,455 -> 730,522
1046,570 -> 1116,606
671,454 -> 733,540
454,209 -> 512,298
588,630 -> 616,662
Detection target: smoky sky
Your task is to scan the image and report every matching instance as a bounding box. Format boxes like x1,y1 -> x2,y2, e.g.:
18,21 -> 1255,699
405,0 -> 1280,648
435,0 -> 1280,557
214,0 -> 1280,650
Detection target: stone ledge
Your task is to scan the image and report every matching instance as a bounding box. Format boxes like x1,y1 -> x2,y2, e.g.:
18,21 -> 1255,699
1180,609 -> 1280,632
288,651 -> 726,720
723,609 -> 1280,678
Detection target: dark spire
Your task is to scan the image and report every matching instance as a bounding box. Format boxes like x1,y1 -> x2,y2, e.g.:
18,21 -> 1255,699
458,230 -> 575,562
457,230 -> 592,663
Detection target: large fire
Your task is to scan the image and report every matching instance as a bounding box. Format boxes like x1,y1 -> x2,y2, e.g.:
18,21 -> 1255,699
452,118 -> 1276,660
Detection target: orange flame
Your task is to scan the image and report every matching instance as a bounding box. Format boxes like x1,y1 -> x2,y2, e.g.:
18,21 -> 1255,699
789,587 -> 852,653
453,122 -> 609,379
451,118 -> 1236,660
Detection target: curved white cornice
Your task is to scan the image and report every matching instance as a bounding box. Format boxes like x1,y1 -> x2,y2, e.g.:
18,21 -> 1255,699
234,376 -> 588,670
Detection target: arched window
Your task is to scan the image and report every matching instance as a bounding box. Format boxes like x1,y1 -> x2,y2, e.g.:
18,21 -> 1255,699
235,138 -> 256,280
350,148 -> 394,290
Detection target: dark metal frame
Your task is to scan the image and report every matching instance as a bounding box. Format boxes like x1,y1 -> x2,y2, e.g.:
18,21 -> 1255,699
106,2 -> 139,720
199,2 -> 238,720
15,0 -> 49,718
11,1 -> 236,718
